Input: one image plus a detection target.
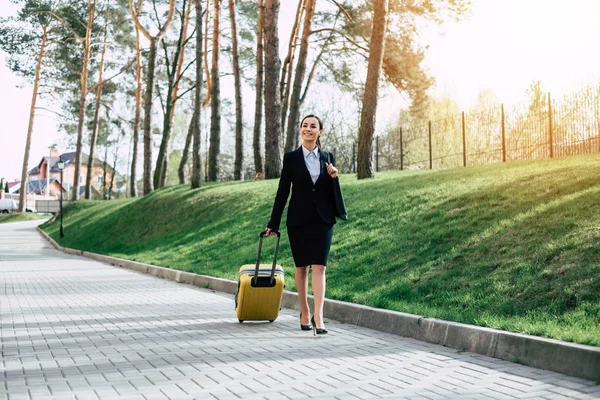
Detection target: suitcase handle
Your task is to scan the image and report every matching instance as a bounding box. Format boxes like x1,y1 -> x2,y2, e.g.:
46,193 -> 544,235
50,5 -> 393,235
255,230 -> 281,285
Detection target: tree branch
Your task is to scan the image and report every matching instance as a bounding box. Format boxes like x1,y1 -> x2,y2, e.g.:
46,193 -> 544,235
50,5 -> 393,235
34,11 -> 82,42
152,0 -> 164,36
156,81 -> 166,116
161,36 -> 172,77
34,106 -> 69,120
309,28 -> 368,52
325,0 -> 352,20
174,84 -> 195,102
301,28 -> 336,104
129,0 -> 152,41
174,58 -> 196,88
87,57 -> 136,93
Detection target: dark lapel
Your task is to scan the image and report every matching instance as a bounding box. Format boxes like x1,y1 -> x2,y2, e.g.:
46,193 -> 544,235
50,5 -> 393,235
317,149 -> 328,181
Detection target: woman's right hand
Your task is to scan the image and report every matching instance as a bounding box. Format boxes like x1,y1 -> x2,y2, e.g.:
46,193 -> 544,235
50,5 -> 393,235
265,227 -> 276,236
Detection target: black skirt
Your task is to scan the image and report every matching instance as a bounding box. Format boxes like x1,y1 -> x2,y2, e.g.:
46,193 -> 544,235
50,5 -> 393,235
287,207 -> 333,267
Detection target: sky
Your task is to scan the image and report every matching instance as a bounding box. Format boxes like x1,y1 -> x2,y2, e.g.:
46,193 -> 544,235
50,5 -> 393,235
2,0 -> 600,182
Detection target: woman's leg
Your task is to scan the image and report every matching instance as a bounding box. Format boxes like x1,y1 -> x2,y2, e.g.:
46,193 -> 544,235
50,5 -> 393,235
295,266 -> 311,324
311,264 -> 326,328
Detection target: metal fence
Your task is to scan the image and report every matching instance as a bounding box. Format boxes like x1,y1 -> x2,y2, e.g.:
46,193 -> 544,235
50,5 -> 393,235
335,84 -> 600,173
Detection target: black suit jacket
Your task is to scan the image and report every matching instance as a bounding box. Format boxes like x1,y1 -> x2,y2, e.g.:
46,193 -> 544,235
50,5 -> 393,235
267,147 -> 337,231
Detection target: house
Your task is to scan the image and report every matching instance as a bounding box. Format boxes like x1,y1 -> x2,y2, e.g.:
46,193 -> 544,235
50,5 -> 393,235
26,149 -> 116,198
26,179 -> 65,197
7,181 -> 20,194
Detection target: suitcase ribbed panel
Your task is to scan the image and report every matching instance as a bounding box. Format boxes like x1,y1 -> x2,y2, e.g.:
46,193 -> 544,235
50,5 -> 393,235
235,264 -> 285,322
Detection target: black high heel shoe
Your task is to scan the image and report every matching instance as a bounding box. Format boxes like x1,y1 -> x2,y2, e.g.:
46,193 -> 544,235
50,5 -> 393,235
311,316 -> 328,335
300,313 -> 312,331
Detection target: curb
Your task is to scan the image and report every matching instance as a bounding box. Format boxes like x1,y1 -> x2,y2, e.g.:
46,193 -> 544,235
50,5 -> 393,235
38,227 -> 600,382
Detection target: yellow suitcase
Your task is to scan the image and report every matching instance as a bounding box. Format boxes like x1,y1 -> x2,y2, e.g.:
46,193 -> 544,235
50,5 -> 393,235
235,231 -> 285,323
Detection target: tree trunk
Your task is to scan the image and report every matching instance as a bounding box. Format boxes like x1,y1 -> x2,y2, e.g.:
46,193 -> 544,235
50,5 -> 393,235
229,0 -> 243,180
103,145 -> 108,199
202,0 -> 211,108
72,0 -> 96,201
191,0 -> 203,189
19,24 -> 48,212
110,149 -> 117,199
129,0 -> 176,194
284,0 -> 315,153
179,113 -> 195,184
208,0 -> 221,181
142,40 -> 157,194
252,0 -> 265,177
130,0 -> 142,198
280,0 -> 304,136
85,23 -> 108,200
299,28 -> 335,104
357,0 -> 389,179
154,0 -> 192,189
263,0 -> 282,179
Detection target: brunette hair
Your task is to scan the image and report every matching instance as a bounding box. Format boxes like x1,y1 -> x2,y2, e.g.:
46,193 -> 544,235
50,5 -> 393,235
301,114 -> 323,148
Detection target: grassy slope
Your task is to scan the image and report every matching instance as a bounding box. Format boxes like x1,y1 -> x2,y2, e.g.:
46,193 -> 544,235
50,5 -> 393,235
41,154 -> 600,346
0,212 -> 50,224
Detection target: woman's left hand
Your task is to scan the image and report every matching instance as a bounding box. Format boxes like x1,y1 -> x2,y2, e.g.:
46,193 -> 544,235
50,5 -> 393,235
325,162 -> 338,178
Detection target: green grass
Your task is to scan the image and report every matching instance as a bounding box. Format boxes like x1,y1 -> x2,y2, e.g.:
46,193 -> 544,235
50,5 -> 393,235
0,212 -> 51,224
40,154 -> 600,346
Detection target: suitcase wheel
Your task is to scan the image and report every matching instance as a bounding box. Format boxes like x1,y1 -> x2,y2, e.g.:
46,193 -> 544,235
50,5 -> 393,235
269,320 -> 274,323
238,320 -> 244,323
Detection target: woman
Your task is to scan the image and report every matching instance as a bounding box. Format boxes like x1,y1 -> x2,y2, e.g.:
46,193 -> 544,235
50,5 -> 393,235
265,114 -> 339,335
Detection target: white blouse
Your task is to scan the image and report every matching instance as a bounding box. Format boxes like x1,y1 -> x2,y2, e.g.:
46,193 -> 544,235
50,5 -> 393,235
302,146 -> 320,184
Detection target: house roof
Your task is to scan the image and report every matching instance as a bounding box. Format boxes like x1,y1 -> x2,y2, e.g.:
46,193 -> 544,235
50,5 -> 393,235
28,152 -> 112,175
24,179 -> 65,194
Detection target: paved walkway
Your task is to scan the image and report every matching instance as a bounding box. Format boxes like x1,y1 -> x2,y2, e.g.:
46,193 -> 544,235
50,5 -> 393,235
1,220 -> 598,400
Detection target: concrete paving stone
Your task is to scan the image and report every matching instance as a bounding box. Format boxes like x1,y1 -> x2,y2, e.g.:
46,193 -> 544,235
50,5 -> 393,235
84,374 -> 108,385
401,395 -> 437,400
112,382 -> 142,396
579,386 -> 600,395
206,391 -> 241,400
47,381 -> 73,395
493,377 -> 535,393
573,394 -> 600,400
273,389 -> 311,400
541,394 -> 584,400
484,380 -> 532,397
66,377 -> 91,389
144,373 -> 171,385
343,387 -> 382,400
518,389 -> 571,399
6,393 -> 30,400
437,376 -> 476,391
477,389 -> 519,400
72,390 -> 100,400
427,383 -> 465,397
549,386 -> 597,397
141,389 -> 170,400
551,379 -> 599,390
28,384 -> 51,398
101,371 -> 126,381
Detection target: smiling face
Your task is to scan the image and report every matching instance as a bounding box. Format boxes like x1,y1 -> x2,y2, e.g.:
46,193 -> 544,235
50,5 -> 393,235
300,116 -> 322,147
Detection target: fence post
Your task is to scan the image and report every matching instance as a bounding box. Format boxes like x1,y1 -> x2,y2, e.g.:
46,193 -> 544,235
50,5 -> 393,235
428,120 -> 433,169
352,142 -> 356,173
501,104 -> 506,162
376,136 -> 380,172
462,111 -> 466,167
400,127 -> 404,171
548,92 -> 554,158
